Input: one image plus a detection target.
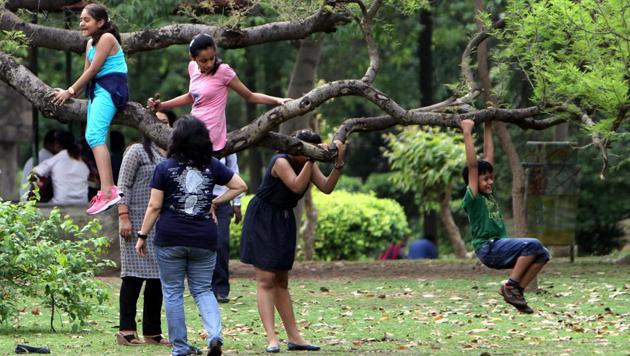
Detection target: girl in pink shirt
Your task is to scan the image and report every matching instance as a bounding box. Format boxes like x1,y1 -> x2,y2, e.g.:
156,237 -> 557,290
147,34 -> 290,151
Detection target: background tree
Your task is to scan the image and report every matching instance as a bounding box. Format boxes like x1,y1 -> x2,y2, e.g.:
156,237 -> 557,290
0,0 -> 628,256
383,127 -> 468,258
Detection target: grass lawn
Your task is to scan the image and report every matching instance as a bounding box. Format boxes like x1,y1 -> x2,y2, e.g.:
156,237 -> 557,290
1,258 -> 629,355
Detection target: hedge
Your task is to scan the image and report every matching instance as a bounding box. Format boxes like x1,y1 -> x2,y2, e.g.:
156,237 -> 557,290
228,191 -> 409,261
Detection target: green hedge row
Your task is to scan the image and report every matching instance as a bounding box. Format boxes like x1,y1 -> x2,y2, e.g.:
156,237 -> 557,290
229,191 -> 409,261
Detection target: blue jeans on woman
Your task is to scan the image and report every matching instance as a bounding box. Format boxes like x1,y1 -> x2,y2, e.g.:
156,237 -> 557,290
156,246 -> 223,356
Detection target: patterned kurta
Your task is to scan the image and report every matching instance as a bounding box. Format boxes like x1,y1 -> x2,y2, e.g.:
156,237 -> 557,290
118,143 -> 165,279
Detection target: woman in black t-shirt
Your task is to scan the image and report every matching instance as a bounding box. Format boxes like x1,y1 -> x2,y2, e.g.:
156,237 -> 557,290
136,116 -> 247,356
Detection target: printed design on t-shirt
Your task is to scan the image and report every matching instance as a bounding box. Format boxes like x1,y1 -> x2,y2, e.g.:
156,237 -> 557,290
484,195 -> 503,225
172,166 -> 213,217
191,91 -> 200,107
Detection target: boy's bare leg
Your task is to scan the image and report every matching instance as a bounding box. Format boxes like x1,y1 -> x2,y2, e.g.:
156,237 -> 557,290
519,262 -> 546,289
508,255 -> 536,282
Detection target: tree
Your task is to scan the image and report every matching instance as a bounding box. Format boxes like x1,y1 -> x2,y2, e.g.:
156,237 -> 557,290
474,0 -> 527,236
3,1 -> 619,160
383,127 -> 468,258
280,36 -> 323,260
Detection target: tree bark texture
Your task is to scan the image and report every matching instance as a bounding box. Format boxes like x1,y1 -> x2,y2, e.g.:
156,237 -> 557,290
474,0 -> 527,237
0,7 -> 351,54
439,185 -> 468,258
280,37 -> 322,259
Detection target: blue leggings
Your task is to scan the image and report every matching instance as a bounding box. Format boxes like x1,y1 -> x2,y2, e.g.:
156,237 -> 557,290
86,86 -> 116,148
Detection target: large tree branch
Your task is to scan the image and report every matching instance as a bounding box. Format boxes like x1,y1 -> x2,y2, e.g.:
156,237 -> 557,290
1,47 -> 571,162
4,0 -> 84,12
580,112 -> 609,178
460,18 -> 506,104
0,6 -> 352,54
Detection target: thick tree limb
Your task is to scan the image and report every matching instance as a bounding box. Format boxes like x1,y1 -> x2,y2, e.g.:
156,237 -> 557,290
0,7 -> 352,54
4,0 -> 84,12
1,47 -> 570,161
460,18 -> 506,104
580,113 -> 609,178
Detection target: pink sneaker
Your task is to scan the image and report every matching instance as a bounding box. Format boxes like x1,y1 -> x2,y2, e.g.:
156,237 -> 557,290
86,186 -> 122,215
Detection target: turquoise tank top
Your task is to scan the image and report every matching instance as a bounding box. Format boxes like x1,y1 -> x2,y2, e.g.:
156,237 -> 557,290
87,43 -> 127,78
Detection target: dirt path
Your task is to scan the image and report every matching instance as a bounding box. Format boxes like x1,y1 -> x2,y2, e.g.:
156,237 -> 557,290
101,258 -> 622,281
229,259 -> 506,279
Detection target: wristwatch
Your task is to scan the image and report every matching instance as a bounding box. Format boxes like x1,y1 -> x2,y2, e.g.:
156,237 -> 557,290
136,231 -> 148,240
67,87 -> 75,96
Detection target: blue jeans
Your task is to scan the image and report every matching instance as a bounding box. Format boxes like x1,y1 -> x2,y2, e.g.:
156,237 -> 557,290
475,237 -> 550,270
156,246 -> 223,356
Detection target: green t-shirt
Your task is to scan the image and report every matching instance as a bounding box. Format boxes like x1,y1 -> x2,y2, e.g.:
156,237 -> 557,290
462,186 -> 508,251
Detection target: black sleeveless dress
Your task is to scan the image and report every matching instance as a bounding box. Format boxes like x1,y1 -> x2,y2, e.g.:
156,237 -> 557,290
240,154 -> 307,271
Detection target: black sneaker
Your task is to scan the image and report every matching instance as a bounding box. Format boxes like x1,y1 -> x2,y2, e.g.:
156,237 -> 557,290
182,346 -> 203,356
516,304 -> 535,314
216,295 -> 229,303
208,339 -> 222,356
498,284 -> 528,307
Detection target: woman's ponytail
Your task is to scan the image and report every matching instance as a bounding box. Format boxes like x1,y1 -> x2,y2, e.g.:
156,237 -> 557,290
85,3 -> 121,45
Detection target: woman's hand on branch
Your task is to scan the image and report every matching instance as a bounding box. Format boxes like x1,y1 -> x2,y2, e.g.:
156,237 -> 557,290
51,88 -> 73,106
277,98 -> 292,105
146,97 -> 162,111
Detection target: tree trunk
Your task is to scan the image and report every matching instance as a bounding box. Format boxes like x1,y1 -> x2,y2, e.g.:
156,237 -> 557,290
418,2 -> 439,241
244,47 -> 262,192
474,0 -> 527,236
439,185 -> 468,258
280,37 -> 322,260
0,82 -> 32,201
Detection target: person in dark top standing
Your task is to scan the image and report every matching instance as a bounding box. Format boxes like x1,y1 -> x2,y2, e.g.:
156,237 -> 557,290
110,130 -> 125,185
136,115 -> 247,356
240,129 -> 346,353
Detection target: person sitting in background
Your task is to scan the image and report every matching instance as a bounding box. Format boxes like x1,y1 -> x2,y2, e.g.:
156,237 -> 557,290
408,236 -> 438,259
379,240 -> 406,260
20,129 -> 60,201
32,131 -> 90,205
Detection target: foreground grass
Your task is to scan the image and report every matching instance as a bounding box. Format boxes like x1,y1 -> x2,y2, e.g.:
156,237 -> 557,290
1,259 -> 629,355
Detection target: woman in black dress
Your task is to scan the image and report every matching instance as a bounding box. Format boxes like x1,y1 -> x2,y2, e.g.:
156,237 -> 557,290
240,129 -> 346,353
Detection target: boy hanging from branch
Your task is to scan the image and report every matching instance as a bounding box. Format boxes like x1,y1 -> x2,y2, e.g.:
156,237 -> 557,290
460,119 -> 550,314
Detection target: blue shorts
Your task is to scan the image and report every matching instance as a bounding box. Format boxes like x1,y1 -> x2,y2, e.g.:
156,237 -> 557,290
86,85 -> 116,148
475,238 -> 550,270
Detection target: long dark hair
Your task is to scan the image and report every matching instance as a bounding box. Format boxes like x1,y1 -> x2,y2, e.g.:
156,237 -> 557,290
143,111 -> 178,163
189,33 -> 223,75
167,115 -> 214,168
292,129 -> 322,145
85,3 -> 121,46
56,131 -> 81,160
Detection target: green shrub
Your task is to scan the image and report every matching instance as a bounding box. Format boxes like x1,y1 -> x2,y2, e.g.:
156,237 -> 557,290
0,199 -> 114,331
313,190 -> 410,260
335,175 -> 366,193
229,191 -> 410,261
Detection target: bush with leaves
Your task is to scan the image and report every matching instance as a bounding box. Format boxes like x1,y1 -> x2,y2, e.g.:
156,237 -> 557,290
229,191 -> 409,260
0,199 -> 114,331
334,175 -> 366,193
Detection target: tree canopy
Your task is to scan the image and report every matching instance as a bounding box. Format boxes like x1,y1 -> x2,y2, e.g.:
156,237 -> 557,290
0,0 -> 627,171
